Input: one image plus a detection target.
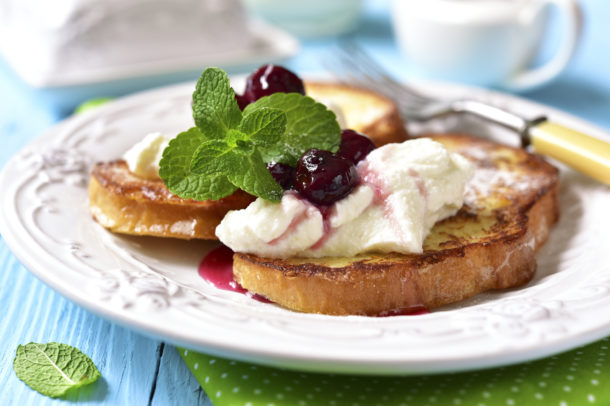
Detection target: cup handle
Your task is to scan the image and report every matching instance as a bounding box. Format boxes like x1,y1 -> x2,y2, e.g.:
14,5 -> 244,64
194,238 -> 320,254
504,0 -> 583,92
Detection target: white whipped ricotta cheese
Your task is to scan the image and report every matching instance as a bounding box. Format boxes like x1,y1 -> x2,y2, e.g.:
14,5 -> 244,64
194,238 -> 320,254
123,132 -> 173,180
216,138 -> 474,258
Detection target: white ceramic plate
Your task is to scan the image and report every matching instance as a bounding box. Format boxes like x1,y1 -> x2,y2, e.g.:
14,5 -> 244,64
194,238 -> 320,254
1,79 -> 609,375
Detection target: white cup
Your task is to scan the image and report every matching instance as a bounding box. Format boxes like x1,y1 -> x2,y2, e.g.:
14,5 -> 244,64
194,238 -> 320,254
391,0 -> 582,91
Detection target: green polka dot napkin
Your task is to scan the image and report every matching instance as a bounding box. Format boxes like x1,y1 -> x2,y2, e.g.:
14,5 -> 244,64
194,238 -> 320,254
179,336 -> 610,406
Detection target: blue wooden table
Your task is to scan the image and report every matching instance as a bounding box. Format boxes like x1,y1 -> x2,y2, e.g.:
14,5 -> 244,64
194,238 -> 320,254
1,1 -> 609,404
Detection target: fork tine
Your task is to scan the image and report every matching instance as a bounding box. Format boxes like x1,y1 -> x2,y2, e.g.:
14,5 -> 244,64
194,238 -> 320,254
325,52 -> 424,119
325,51 -> 394,101
325,49 -> 450,121
332,46 -> 399,97
337,41 -> 433,106
339,42 -> 398,86
331,54 -> 420,114
325,41 -> 443,119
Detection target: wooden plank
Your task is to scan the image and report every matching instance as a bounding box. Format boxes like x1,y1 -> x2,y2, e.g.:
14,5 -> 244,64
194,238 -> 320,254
0,243 -> 162,405
151,345 -> 212,406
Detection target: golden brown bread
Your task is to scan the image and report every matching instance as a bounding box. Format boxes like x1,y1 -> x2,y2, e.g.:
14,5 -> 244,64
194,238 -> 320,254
232,134 -> 560,315
89,160 -> 255,239
89,82 -> 409,239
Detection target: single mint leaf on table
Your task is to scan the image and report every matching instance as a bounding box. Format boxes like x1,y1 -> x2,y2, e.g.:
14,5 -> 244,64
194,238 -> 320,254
160,127 -> 237,200
13,342 -> 101,398
243,92 -> 341,166
192,67 -> 242,138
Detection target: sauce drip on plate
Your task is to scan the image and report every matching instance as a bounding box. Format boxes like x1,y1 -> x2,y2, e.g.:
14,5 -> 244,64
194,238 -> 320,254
198,244 -> 429,315
198,244 -> 271,303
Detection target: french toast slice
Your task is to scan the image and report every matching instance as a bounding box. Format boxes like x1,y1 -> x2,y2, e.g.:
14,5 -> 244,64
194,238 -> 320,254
89,82 -> 408,239
89,160 -> 255,239
232,134 -> 560,315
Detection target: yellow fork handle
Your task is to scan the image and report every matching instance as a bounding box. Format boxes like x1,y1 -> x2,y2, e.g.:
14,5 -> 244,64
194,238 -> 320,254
530,121 -> 610,186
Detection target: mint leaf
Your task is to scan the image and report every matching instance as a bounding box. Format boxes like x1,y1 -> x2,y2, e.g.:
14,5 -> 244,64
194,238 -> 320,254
13,342 -> 101,398
173,175 -> 235,201
160,127 -> 237,200
192,68 -> 242,138
190,139 -> 242,176
228,149 -> 283,202
243,93 -> 341,166
225,129 -> 250,149
238,107 -> 286,147
190,140 -> 282,202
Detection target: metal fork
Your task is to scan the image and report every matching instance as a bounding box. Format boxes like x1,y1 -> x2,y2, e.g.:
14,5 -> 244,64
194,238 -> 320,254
330,41 -> 610,186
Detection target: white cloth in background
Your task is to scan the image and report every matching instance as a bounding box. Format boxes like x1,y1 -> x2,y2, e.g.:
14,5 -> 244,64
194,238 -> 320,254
0,0 -> 253,86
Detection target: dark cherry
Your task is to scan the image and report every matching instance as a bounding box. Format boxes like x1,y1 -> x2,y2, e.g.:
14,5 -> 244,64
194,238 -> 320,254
266,162 -> 295,190
243,64 -> 305,103
337,129 -> 376,164
295,149 -> 360,206
235,93 -> 249,110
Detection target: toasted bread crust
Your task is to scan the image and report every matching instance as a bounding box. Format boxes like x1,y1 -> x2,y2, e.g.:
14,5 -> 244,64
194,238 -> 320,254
89,82 -> 408,239
89,161 -> 255,239
233,134 -> 560,315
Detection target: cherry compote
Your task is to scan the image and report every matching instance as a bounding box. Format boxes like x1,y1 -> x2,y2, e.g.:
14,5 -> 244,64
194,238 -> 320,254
295,149 -> 359,206
235,65 -> 305,110
235,93 -> 249,110
337,129 -> 376,164
266,162 -> 295,190
242,65 -> 305,105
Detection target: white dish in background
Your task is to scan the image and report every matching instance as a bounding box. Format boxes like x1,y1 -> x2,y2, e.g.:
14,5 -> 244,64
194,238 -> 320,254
1,0 -> 299,89
1,78 -> 609,375
0,17 -> 298,111
5,19 -> 298,89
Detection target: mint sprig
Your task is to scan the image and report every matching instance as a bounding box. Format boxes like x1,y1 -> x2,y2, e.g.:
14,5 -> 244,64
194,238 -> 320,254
13,342 -> 101,398
159,67 -> 341,202
243,92 -> 341,166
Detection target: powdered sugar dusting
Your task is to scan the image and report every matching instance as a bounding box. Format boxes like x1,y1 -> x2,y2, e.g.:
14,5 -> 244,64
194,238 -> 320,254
458,144 -> 555,207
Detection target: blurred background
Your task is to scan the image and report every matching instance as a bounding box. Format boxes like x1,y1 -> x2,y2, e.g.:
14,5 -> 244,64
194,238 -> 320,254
0,0 -> 607,117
